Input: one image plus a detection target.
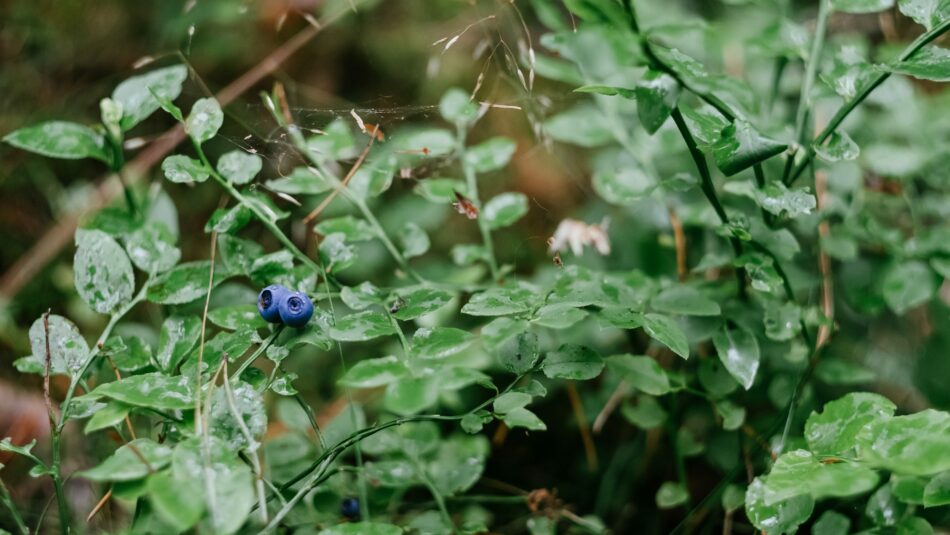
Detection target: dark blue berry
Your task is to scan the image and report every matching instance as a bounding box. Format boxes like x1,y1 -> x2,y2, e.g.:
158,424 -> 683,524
340,497 -> 360,520
278,291 -> 314,328
258,285 -> 289,323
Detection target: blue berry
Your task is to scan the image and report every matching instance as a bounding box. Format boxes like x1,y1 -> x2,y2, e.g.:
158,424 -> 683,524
340,497 -> 360,520
278,291 -> 314,328
258,285 -> 289,323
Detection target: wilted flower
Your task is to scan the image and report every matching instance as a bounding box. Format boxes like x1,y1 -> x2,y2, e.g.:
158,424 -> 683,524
548,218 -> 611,256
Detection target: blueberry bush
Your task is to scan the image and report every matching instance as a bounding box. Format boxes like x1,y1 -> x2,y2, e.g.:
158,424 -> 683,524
1,0 -> 950,533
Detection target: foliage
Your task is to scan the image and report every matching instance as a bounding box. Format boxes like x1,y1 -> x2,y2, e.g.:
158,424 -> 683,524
1,0 -> 950,533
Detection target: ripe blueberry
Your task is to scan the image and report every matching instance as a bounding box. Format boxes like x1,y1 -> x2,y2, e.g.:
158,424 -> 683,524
258,285 -> 289,323
278,291 -> 314,328
340,497 -> 360,520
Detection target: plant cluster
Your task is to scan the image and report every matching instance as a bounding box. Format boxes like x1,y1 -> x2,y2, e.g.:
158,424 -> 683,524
1,0 -> 949,534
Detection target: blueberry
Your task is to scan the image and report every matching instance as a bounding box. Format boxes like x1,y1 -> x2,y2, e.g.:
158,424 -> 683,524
258,285 -> 289,323
340,497 -> 360,520
278,291 -> 314,328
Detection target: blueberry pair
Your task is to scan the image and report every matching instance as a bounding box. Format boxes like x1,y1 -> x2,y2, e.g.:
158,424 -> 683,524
257,285 -> 314,327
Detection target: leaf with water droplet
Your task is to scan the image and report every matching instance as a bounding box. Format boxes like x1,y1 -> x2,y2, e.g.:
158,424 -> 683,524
74,229 -> 135,314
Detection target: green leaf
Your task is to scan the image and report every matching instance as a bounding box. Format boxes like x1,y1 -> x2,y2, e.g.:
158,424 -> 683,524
745,477 -> 815,535
112,65 -> 188,130
650,286 -> 720,316
318,522 -> 404,535
155,315 -> 201,371
813,510 -> 851,535
461,283 -> 538,316
464,137 -> 516,172
74,229 -> 134,314
712,120 -> 787,177
864,409 -> 950,475
483,192 -> 529,230
330,311 -> 396,342
91,372 -> 194,410
107,336 -> 152,373
642,313 -> 690,359
656,482 -> 689,509
542,344 -> 604,380
79,439 -> 173,482
502,407 -> 547,431
762,450 -> 880,504
147,261 -> 226,305
315,215 -> 377,242
805,392 -> 897,457
440,87 -> 479,125
209,381 -> 266,450
185,97 -> 223,144
621,396 -> 667,429
763,301 -> 802,341
390,287 -> 453,320
883,261 -> 937,314
399,222 -> 430,258
3,121 -> 108,163
497,331 -> 541,374
815,130 -> 860,162
147,470 -> 204,532
717,400 -> 746,430
712,324 -> 760,390
161,155 -> 209,184
493,392 -> 533,414
899,0 -> 950,30
84,401 -> 133,434
385,376 -> 439,415
544,103 -> 614,147
306,118 -> 357,162
29,314 -> 91,376
754,183 -> 816,218
413,178 -> 470,203
593,164 -> 656,205
605,354 -> 670,395
341,282 -> 382,310
680,105 -> 729,147
533,304 -> 588,329
574,84 -> 636,98
125,221 -> 180,273
924,471 -> 950,507
636,70 -> 680,134
887,46 -> 950,81
216,150 -> 262,185
207,304 -> 268,331
833,0 -> 894,11
170,437 -> 254,535
206,204 -> 252,234
340,356 -> 408,388
265,166 -> 334,195
412,327 -> 476,360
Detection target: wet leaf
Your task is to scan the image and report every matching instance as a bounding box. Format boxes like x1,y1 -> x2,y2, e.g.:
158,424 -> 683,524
340,356 -> 408,388
412,327 -> 476,360
28,314 -> 90,376
112,64 -> 187,130
161,155 -> 209,184
216,150 -> 262,185
79,439 -> 173,482
712,324 -> 760,390
635,70 -> 680,134
642,313 -> 690,359
712,120 -> 787,177
185,97 -> 223,144
605,354 -> 670,395
482,192 -> 529,230
745,477 -> 814,535
3,121 -> 108,163
74,229 -> 135,314
804,392 -> 897,456
330,311 -> 396,342
542,344 -> 604,380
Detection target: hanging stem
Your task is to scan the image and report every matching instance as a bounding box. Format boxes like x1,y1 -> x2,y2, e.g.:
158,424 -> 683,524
456,126 -> 501,282
785,18 -> 950,186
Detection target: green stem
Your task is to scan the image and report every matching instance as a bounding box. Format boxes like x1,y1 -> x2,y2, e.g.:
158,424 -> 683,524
786,17 -> 950,186
230,326 -> 284,381
782,0 -> 830,185
0,474 -> 28,535
415,458 -> 454,532
456,126 -> 500,281
193,141 -> 325,280
670,108 -> 747,298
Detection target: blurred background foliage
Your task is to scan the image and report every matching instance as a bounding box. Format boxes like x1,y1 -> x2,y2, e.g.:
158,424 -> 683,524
1,0 -> 948,533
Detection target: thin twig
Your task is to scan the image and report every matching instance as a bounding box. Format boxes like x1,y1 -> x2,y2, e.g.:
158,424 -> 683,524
565,381 -> 597,470
85,488 -> 112,523
194,231 -> 218,430
592,381 -> 629,435
302,137 -> 375,224
815,170 -> 834,349
42,310 -> 54,423
104,356 -> 137,440
668,208 -> 687,281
